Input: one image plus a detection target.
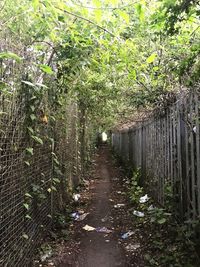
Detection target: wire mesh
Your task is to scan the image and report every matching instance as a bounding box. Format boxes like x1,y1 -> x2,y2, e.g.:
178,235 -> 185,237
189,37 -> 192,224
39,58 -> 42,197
0,36 -> 81,266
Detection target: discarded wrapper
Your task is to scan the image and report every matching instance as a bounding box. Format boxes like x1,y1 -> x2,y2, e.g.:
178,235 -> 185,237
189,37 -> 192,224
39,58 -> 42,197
121,231 -> 134,239
71,212 -> 79,220
133,210 -> 145,217
139,194 -> 149,203
73,193 -> 81,202
76,213 -> 89,221
83,225 -> 95,231
114,204 -> 125,208
96,227 -> 112,234
82,225 -> 112,233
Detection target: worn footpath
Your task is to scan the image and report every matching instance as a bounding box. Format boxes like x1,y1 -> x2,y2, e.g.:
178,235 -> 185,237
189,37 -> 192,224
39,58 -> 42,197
36,146 -> 145,267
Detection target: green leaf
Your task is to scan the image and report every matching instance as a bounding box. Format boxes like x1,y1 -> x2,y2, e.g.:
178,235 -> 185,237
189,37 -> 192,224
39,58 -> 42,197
53,178 -> 60,184
0,81 -> 7,90
146,53 -> 157,64
157,218 -> 167,224
32,0 -> 39,10
31,135 -> 43,145
39,64 -> 54,74
27,127 -> 34,134
23,203 -> 29,210
51,186 -> 57,191
25,214 -> 32,220
22,234 -> 29,240
0,52 -> 22,62
25,193 -> 33,198
26,147 -> 34,155
53,158 -> 60,165
94,9 -> 102,23
30,114 -> 36,121
118,10 -> 129,24
30,106 -> 35,112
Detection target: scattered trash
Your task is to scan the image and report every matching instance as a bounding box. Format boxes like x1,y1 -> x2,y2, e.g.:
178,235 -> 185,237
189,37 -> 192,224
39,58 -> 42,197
114,204 -> 125,208
125,243 -> 140,252
96,227 -> 113,233
73,193 -> 81,202
133,210 -> 145,217
139,194 -> 149,203
47,262 -> 54,266
83,225 -> 112,233
117,191 -> 122,194
71,212 -> 80,220
148,205 -> 155,211
105,239 -> 110,243
83,225 -> 95,231
72,211 -> 89,221
77,209 -> 84,214
76,213 -> 89,221
121,231 -> 134,239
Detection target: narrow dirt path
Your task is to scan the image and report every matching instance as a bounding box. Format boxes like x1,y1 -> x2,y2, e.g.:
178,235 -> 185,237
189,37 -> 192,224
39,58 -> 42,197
53,146 -> 144,267
76,146 -> 125,267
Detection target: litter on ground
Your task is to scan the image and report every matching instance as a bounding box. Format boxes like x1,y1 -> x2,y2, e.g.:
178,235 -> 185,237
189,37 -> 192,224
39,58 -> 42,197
83,225 -> 96,231
133,210 -> 145,217
114,204 -> 125,208
139,194 -> 149,203
73,193 -> 81,202
121,231 -> 134,239
96,227 -> 113,234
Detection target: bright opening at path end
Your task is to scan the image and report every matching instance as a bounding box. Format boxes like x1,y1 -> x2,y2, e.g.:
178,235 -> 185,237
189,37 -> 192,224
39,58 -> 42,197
102,132 -> 108,142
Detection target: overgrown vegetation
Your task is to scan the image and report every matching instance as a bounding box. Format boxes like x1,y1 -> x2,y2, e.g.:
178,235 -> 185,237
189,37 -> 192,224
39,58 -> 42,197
128,169 -> 200,267
0,0 -> 200,265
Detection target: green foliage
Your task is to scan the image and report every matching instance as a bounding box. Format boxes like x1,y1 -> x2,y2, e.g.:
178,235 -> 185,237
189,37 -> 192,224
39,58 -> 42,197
128,168 -> 143,204
0,52 -> 22,62
127,171 -> 198,266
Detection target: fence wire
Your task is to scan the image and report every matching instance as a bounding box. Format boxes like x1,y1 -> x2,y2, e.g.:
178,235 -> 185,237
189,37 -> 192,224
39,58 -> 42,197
112,91 -> 200,221
0,36 -> 82,266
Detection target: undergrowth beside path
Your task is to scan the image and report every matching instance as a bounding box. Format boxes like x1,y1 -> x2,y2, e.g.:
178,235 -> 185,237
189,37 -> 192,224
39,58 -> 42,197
33,146 -> 200,267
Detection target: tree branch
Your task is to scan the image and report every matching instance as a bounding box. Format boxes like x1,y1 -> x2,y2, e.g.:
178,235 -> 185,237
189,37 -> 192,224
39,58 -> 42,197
55,6 -> 120,40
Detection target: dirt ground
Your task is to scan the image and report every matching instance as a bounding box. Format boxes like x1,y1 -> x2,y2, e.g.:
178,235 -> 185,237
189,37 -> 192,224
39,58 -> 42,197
34,145 -> 200,267
40,145 -> 144,267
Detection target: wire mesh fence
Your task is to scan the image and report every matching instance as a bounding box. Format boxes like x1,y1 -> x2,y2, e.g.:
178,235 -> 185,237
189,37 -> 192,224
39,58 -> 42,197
0,91 -> 81,266
0,36 -> 83,266
112,90 -> 200,222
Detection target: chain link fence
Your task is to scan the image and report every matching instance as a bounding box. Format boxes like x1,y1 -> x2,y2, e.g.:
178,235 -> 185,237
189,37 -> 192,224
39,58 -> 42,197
0,32 -> 84,266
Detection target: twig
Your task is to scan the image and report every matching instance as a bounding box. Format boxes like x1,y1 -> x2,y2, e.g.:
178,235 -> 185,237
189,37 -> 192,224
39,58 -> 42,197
54,6 -> 120,40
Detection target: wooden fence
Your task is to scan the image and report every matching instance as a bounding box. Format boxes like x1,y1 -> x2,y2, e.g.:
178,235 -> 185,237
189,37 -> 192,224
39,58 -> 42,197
112,91 -> 200,221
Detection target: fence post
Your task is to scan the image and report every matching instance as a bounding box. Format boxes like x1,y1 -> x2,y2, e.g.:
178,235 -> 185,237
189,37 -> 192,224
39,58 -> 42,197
141,123 -> 146,186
